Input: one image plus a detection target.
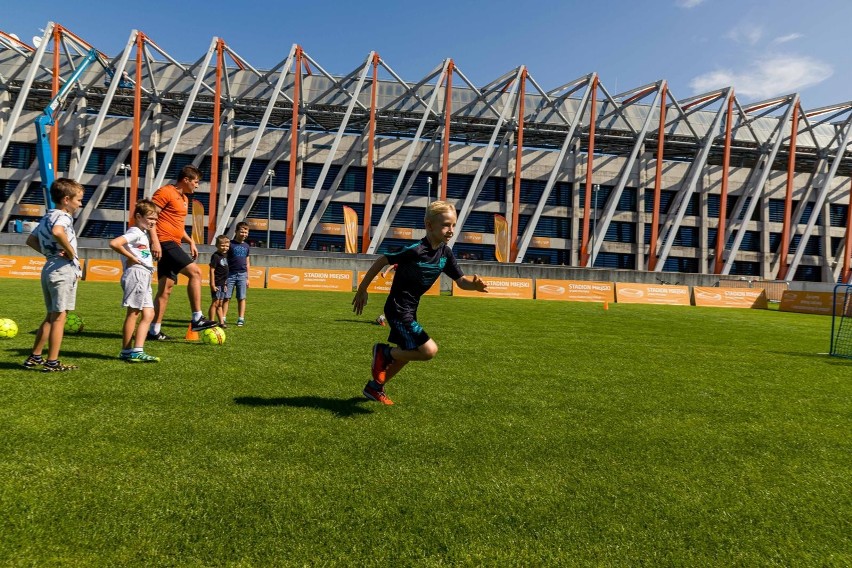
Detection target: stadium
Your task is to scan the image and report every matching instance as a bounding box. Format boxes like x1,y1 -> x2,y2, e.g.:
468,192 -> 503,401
2,23 -> 851,283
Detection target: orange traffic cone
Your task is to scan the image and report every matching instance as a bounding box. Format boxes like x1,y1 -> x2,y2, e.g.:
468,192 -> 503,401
185,322 -> 199,341
603,301 -> 609,311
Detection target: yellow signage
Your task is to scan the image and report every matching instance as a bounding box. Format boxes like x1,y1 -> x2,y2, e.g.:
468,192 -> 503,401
0,255 -> 46,279
779,290 -> 842,316
267,268 -> 352,292
85,259 -> 123,282
693,286 -> 768,309
536,279 -> 615,302
453,276 -> 533,299
616,283 -> 691,305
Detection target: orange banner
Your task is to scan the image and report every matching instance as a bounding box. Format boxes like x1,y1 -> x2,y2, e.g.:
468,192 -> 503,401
85,259 -> 123,282
779,290 -> 844,316
318,223 -> 343,235
693,286 -> 768,309
389,227 -> 417,240
343,206 -> 358,254
457,232 -> 484,244
453,276 -> 533,299
357,270 -> 440,296
494,214 -> 509,263
246,218 -> 269,231
616,283 -> 691,305
16,203 -> 44,216
536,279 -> 615,302
531,236 -> 552,248
0,255 -> 46,279
192,200 -> 204,245
267,268 -> 352,292
247,267 -> 266,289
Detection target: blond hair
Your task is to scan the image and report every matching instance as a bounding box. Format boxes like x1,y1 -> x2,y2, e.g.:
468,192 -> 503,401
425,200 -> 456,223
133,199 -> 158,218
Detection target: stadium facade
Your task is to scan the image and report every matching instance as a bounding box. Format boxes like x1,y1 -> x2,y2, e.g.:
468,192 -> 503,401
2,23 -> 851,283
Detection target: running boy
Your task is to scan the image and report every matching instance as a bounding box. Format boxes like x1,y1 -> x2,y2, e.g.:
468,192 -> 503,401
109,199 -> 161,362
208,235 -> 230,327
23,178 -> 84,372
224,221 -> 250,326
352,200 -> 488,405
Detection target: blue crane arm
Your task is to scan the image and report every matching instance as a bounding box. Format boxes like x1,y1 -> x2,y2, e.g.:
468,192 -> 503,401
35,48 -> 102,208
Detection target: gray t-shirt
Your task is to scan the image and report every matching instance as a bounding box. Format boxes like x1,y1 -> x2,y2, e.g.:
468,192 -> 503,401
32,209 -> 81,276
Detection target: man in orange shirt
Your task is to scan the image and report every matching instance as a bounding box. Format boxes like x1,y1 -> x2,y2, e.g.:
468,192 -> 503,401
147,165 -> 218,340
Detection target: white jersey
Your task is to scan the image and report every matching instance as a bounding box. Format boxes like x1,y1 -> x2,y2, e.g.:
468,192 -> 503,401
119,226 -> 154,272
32,209 -> 81,276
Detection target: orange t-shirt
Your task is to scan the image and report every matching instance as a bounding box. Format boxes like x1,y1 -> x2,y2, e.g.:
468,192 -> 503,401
152,184 -> 188,244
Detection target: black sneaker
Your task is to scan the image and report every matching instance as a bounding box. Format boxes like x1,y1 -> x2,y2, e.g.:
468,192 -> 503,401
147,332 -> 171,341
190,317 -> 219,332
23,354 -> 44,369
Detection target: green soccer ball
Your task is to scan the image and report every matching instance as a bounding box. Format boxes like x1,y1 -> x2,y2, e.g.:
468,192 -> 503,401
200,327 -> 226,345
65,312 -> 85,334
0,318 -> 18,339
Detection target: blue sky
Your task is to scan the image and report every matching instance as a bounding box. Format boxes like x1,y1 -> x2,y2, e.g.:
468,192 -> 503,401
4,0 -> 851,109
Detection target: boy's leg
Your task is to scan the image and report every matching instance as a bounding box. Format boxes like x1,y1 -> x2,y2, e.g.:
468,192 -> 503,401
237,298 -> 246,319
122,308 -> 140,350
135,307 -> 154,349
45,311 -> 67,361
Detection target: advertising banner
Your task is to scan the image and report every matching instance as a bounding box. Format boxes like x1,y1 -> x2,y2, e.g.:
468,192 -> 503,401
191,200 -> 204,245
693,286 -> 768,309
247,267 -> 266,289
357,271 -> 440,295
494,214 -> 509,263
616,283 -> 691,305
343,206 -> 358,254
389,227 -> 417,240
246,218 -> 269,231
16,203 -> 44,216
85,259 -> 123,282
267,268 -> 352,292
318,223 -> 343,235
779,290 -> 844,316
453,276 -> 533,299
457,232 -> 484,244
536,279 -> 615,302
0,255 -> 45,279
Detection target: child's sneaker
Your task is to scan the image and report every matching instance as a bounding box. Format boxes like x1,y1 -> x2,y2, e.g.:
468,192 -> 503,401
127,351 -> 160,363
375,314 -> 387,326
42,360 -> 78,372
118,351 -> 132,361
147,331 -> 171,341
363,381 -> 394,405
371,343 -> 391,384
22,354 -> 44,369
237,317 -> 245,327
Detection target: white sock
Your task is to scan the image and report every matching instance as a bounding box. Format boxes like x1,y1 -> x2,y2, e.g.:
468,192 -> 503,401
152,323 -> 161,334
132,347 -> 143,353
192,311 -> 203,322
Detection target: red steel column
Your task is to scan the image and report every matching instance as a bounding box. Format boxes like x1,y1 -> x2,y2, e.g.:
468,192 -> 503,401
714,92 -> 735,274
129,32 -> 143,214
440,60 -> 453,201
647,84 -> 667,271
510,69 -> 527,262
285,46 -> 302,249
776,103 -> 799,280
51,25 -> 61,174
579,76 -> 598,266
362,53 -> 379,253
207,39 -> 224,242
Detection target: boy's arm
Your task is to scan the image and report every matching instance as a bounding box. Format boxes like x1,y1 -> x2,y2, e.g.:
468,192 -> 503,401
108,235 -> 139,266
246,254 -> 251,288
208,263 -> 216,291
51,224 -> 76,261
456,274 -> 488,292
352,255 -> 389,315
26,233 -> 40,254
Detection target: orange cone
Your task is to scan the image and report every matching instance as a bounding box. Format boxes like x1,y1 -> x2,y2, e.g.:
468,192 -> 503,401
185,323 -> 199,341
603,301 -> 609,311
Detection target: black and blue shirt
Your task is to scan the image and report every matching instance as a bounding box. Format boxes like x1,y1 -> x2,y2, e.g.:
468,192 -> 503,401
383,238 -> 464,322
227,240 -> 250,273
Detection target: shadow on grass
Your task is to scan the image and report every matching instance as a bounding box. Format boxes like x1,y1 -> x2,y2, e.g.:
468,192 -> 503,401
6,347 -> 117,361
335,319 -> 382,326
234,396 -> 374,417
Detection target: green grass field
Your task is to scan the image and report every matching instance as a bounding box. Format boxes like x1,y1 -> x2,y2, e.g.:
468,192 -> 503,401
0,278 -> 849,566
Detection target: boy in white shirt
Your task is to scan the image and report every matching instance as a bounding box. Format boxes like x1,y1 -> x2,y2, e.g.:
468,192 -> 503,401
109,199 -> 160,362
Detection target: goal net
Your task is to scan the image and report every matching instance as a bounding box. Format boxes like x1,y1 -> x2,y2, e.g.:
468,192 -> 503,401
830,284 -> 852,358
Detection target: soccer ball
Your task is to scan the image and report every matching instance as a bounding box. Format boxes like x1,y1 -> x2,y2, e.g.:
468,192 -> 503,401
0,318 -> 18,339
65,312 -> 85,334
200,327 -> 226,345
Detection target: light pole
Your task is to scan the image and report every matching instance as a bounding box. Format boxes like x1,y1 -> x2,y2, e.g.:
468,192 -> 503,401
591,183 -> 600,267
118,163 -> 130,231
427,176 -> 433,204
266,169 -> 275,248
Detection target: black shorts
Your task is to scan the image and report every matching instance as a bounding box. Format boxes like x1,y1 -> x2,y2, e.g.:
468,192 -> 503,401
387,317 -> 430,350
157,241 -> 194,283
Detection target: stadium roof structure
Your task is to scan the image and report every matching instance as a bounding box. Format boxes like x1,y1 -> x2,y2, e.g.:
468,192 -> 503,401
2,22 -> 852,281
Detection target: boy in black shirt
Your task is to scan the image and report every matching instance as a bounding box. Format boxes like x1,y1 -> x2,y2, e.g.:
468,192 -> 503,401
353,201 -> 488,405
208,235 -> 230,327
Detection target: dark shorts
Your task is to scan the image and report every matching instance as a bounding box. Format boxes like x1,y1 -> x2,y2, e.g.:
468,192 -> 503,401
157,241 -> 194,283
387,317 -> 430,350
210,286 -> 228,301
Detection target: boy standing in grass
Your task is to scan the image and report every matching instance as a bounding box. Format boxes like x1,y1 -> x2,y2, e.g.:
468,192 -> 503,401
109,199 -> 160,363
23,178 -> 84,372
208,235 -> 230,327
352,200 -> 488,405
224,221 -> 250,327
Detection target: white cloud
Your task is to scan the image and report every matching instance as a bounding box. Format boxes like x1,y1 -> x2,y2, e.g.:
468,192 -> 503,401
772,33 -> 803,44
689,54 -> 833,99
725,23 -> 764,45
675,0 -> 706,7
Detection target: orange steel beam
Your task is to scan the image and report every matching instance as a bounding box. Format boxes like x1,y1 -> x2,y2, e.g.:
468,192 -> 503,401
440,60 -> 453,201
510,69 -> 527,262
620,85 -> 656,106
647,85 -> 667,271
844,177 -> 852,283
285,46 -> 302,249
776,103 -> 799,280
714,92 -> 735,274
362,53 -> 379,253
0,30 -> 34,51
129,32 -> 143,218
579,76 -> 598,266
208,39 -> 224,242
51,25 -> 61,175
681,92 -> 723,111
